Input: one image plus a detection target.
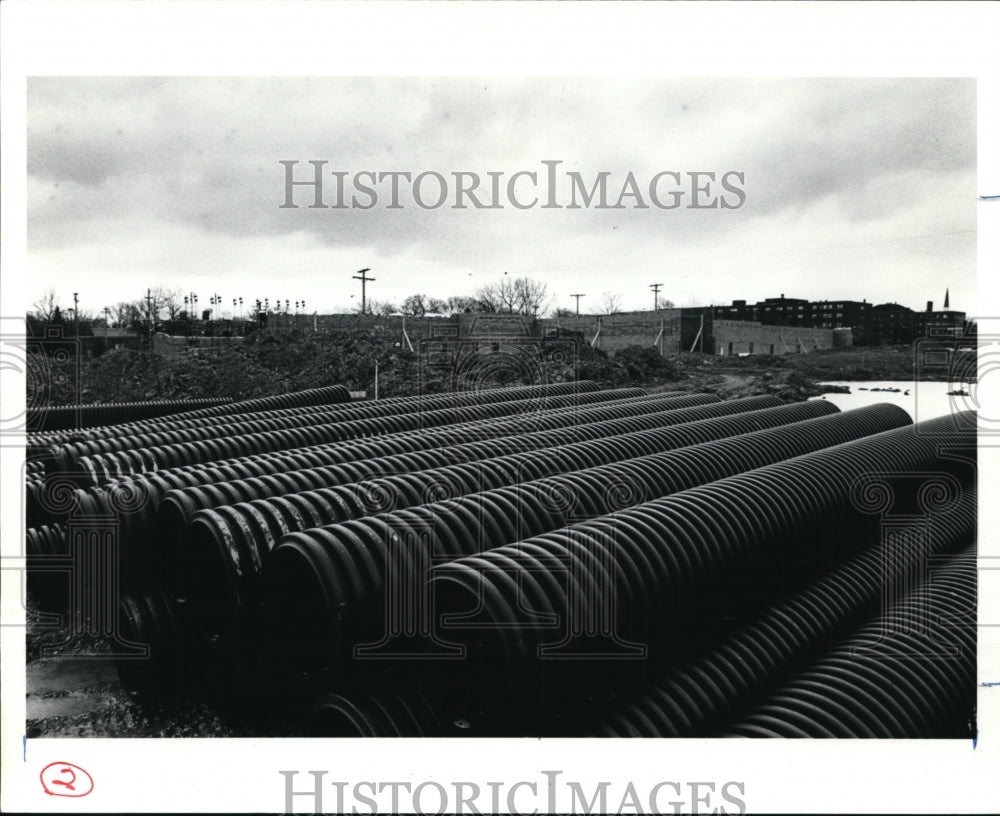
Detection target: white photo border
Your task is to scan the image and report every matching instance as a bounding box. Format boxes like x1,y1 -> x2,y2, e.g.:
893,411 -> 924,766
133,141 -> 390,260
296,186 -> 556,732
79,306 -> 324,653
2,1 -> 998,813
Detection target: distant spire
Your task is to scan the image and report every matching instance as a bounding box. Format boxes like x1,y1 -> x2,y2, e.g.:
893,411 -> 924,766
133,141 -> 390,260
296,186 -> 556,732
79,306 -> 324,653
944,288 -> 950,309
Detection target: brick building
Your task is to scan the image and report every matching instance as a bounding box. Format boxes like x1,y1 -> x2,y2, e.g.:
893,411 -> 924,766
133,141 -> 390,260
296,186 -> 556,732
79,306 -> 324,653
714,299 -> 758,322
807,299 -> 872,344
868,302 -> 918,345
915,300 -> 967,339
716,293 -> 964,346
757,295 -> 810,327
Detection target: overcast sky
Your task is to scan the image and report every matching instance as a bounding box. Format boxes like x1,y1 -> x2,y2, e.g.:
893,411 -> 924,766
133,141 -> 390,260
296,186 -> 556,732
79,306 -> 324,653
27,77 -> 975,318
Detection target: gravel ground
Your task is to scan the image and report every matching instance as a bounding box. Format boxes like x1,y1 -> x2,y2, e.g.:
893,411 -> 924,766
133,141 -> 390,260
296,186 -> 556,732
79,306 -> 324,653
24,596 -> 249,738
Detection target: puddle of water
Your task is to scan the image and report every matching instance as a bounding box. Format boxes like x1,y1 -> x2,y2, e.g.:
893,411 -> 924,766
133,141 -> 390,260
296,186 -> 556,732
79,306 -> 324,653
810,380 -> 976,422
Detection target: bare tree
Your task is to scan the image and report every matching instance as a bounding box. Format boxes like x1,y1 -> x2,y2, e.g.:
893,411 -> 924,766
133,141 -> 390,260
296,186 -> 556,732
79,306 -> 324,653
427,297 -> 448,314
138,291 -> 166,333
367,299 -> 398,317
475,276 -> 550,316
512,276 -> 551,316
496,277 -> 520,313
155,287 -> 183,320
111,301 -> 142,330
601,291 -> 624,314
401,294 -> 428,317
31,288 -> 60,321
447,295 -> 479,313
473,283 -> 502,313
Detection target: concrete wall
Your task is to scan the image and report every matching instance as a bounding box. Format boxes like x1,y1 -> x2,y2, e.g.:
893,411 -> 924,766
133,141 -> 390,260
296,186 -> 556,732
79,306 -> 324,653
82,332 -> 143,355
189,311 -> 841,361
546,310 -> 683,355
311,313 -> 461,344
315,311 -> 683,355
454,313 -> 540,338
712,320 -> 835,355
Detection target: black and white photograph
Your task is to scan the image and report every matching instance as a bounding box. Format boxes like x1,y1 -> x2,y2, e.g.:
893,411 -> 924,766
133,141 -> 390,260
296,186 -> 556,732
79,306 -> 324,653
2,2 -> 997,813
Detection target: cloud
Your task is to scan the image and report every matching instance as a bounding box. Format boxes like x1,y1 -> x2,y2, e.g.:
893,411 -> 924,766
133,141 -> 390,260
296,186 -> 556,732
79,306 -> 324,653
26,77 -> 976,315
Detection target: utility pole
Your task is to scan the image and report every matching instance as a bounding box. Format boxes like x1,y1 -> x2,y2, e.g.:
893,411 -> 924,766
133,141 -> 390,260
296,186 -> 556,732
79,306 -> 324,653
650,283 -> 663,312
570,293 -> 585,315
103,307 -> 110,340
353,267 -> 374,315
188,292 -> 198,333
146,288 -> 154,347
72,292 -> 80,405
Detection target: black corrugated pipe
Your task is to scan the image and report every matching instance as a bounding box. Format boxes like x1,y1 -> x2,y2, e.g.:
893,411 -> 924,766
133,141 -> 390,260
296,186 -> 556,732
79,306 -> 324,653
721,540 -> 977,739
420,411 -> 974,726
588,487 -> 976,738
41,382 -> 602,479
26,396 -> 234,433
266,403 -> 914,695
